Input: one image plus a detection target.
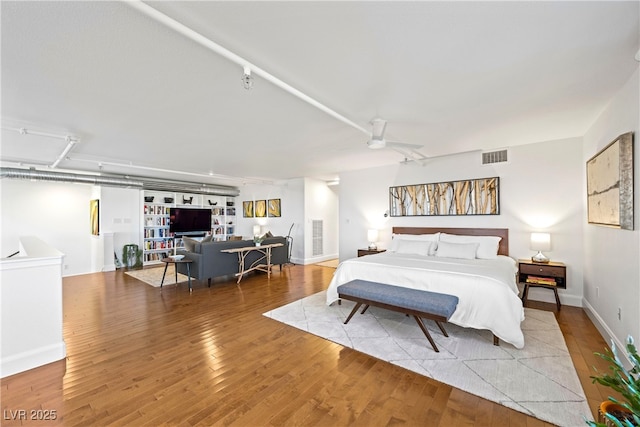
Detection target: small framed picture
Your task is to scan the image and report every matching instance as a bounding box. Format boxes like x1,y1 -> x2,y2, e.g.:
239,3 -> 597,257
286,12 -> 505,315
255,200 -> 267,217
243,201 -> 254,218
268,199 -> 281,217
90,199 -> 100,235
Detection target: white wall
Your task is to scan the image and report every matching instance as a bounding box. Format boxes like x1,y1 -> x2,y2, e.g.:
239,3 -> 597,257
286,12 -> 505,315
583,67 -> 640,349
237,179 -> 305,263
1,179 -> 93,276
237,177 -> 338,264
339,137 -> 585,307
100,187 -> 141,266
303,177 -> 339,263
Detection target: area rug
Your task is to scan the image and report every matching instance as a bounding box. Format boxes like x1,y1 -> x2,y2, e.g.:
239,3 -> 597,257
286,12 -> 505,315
263,291 -> 593,427
315,259 -> 339,268
125,266 -> 190,287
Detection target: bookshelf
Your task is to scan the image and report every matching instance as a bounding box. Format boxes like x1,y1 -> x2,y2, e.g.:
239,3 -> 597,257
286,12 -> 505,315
142,191 -> 236,265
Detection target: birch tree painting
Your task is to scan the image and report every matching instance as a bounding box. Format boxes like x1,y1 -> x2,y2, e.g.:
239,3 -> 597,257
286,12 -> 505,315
389,177 -> 500,216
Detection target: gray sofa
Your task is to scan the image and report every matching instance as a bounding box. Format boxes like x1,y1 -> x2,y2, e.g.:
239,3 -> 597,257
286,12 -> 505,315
175,236 -> 289,286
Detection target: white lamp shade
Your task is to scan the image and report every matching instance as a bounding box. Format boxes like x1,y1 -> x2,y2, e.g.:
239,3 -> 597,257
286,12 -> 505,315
530,233 -> 551,251
367,229 -> 379,243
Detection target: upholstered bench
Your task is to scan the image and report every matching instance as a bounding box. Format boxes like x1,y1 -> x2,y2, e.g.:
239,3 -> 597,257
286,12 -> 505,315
337,280 -> 459,352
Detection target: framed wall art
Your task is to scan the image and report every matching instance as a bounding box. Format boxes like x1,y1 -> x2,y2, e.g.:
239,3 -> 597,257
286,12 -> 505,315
255,200 -> 267,218
243,201 -> 254,218
90,199 -> 100,235
389,177 -> 500,217
268,199 -> 281,217
587,132 -> 634,230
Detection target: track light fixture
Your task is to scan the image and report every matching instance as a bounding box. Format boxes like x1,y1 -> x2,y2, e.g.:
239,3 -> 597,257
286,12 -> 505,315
241,66 -> 253,90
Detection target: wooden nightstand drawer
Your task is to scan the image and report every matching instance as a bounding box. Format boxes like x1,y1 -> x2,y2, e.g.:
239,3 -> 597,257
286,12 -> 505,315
519,263 -> 565,278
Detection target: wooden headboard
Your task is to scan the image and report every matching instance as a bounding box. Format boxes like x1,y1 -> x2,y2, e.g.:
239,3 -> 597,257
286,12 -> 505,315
392,227 -> 509,256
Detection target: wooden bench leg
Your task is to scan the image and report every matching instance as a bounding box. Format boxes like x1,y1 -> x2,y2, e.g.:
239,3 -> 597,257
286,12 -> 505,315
344,302 -> 363,324
413,316 -> 439,352
360,304 -> 369,314
434,320 -> 448,337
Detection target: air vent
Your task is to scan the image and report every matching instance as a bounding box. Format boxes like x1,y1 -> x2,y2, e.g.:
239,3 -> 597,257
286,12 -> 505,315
482,149 -> 508,165
312,220 -> 323,256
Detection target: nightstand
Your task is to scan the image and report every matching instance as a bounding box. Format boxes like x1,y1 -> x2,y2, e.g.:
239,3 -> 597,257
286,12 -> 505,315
518,259 -> 566,311
357,248 -> 386,257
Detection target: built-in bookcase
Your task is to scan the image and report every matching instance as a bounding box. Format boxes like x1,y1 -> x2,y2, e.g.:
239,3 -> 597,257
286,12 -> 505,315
142,191 -> 236,265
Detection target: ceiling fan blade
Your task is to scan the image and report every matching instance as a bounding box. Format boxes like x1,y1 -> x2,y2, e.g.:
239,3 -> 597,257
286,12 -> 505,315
386,140 -> 424,149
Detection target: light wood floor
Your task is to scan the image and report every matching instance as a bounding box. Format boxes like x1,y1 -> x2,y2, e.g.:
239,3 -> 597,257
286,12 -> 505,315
1,264 -> 616,426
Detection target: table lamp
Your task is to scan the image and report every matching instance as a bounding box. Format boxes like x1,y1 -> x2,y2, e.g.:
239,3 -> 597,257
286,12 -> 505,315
367,229 -> 379,250
530,232 -> 551,263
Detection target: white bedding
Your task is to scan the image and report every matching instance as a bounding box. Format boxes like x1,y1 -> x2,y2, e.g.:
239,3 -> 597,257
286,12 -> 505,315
326,252 -> 525,348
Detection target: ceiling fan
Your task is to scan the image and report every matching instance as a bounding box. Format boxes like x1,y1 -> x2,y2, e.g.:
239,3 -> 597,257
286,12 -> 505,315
366,117 -> 427,164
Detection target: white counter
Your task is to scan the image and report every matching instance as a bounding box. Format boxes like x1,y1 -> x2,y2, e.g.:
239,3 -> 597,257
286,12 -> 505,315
1,236 -> 67,377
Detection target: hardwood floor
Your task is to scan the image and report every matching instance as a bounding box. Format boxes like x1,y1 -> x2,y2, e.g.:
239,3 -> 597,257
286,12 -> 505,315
1,264 -> 616,426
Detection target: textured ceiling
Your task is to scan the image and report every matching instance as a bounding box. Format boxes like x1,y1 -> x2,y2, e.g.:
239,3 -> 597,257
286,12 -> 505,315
1,1 -> 638,186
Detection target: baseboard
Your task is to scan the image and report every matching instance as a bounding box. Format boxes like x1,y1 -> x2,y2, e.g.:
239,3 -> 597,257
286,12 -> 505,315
1,341 -> 66,378
581,299 -> 632,368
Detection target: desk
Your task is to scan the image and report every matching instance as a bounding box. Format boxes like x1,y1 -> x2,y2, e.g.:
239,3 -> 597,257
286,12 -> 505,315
221,243 -> 283,283
160,257 -> 194,292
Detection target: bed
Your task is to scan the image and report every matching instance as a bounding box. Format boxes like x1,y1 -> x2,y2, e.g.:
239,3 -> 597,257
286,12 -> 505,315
326,227 -> 525,349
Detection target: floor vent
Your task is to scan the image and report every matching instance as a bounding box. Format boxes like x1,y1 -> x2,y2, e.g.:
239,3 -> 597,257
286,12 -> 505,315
482,149 -> 508,165
312,220 -> 323,256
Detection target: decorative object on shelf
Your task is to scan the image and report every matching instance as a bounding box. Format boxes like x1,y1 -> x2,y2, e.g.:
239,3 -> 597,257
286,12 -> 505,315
208,200 -> 218,206
389,177 -> 500,217
589,335 -> 640,427
367,229 -> 379,250
243,201 -> 254,217
226,201 -> 235,207
255,200 -> 267,217
164,197 -> 174,204
268,199 -> 281,217
530,232 -> 551,263
182,196 -> 193,204
122,244 -> 142,269
90,199 -> 99,236
587,132 -> 634,230
144,196 -> 154,202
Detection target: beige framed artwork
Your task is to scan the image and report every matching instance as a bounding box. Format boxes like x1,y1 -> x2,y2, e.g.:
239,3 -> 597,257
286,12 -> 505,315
255,200 -> 267,218
389,177 -> 499,216
587,132 -> 634,230
243,201 -> 254,218
90,199 -> 100,235
268,199 -> 281,217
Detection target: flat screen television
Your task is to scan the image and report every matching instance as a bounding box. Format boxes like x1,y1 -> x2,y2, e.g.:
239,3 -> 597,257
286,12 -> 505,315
169,208 -> 211,235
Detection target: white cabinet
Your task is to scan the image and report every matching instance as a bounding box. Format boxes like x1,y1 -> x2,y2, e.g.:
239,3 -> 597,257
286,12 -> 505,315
142,191 -> 236,265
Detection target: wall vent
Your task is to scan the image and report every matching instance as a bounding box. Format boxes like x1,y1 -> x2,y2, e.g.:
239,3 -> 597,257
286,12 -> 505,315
482,149 -> 508,165
312,220 -> 323,256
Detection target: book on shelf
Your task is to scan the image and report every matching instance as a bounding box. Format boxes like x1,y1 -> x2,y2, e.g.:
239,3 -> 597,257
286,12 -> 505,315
525,275 -> 556,286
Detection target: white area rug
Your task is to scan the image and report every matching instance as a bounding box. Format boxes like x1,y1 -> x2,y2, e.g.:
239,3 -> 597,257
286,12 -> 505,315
125,266 -> 190,287
263,291 -> 593,427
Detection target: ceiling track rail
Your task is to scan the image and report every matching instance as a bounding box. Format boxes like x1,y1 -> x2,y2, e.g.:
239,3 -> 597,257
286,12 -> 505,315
0,167 -> 240,197
124,1 -> 369,136
1,125 -> 80,169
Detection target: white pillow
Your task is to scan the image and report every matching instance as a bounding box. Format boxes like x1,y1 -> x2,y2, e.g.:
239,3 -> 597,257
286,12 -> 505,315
395,240 -> 432,256
439,233 -> 501,259
435,241 -> 478,260
390,233 -> 439,255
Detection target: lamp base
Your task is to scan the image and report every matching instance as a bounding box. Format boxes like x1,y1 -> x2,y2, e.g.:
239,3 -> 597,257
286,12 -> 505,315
368,243 -> 377,250
531,251 -> 549,263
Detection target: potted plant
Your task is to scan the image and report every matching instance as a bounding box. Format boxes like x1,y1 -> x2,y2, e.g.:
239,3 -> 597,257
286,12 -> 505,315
588,336 -> 640,427
122,244 -> 143,269
253,234 -> 265,246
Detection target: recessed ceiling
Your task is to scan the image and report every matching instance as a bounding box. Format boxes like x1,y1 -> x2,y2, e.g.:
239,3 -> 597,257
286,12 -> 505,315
1,1 -> 638,186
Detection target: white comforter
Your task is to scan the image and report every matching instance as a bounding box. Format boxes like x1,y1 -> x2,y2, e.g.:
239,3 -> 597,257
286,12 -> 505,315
326,252 -> 525,348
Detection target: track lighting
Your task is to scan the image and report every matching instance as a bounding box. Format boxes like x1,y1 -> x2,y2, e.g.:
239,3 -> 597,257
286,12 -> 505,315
241,66 -> 253,90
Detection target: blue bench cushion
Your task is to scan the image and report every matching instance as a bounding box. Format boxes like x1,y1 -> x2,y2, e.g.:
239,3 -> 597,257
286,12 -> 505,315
337,280 -> 458,319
